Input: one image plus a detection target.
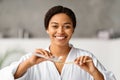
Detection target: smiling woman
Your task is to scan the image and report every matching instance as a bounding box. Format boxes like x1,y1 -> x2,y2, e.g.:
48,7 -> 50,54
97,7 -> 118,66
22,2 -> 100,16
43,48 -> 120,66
0,5 -> 116,80
47,13 -> 74,47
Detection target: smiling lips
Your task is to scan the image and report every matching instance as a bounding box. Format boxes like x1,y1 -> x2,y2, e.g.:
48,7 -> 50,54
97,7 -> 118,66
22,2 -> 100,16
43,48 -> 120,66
55,36 -> 67,40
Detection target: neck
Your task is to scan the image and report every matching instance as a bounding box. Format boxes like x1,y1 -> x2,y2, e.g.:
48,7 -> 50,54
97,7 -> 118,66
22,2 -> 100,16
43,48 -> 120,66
49,43 -> 71,57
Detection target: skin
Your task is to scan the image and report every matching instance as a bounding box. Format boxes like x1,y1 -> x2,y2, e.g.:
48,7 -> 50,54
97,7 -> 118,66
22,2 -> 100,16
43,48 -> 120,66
14,13 -> 104,80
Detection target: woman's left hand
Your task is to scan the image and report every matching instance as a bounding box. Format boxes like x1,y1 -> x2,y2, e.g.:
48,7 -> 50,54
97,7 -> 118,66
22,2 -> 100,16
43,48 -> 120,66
74,56 -> 97,75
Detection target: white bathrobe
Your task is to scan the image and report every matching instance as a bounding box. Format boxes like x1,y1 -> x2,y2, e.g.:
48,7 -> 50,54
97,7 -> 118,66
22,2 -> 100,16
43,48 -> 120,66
0,45 -> 116,80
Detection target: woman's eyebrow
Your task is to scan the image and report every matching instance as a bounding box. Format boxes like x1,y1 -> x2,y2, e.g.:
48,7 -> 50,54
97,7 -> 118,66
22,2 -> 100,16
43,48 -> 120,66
50,22 -> 58,24
50,22 -> 72,25
64,22 -> 72,25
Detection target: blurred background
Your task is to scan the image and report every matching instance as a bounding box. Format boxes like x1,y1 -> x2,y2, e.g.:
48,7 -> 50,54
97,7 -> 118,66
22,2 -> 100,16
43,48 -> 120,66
0,0 -> 120,39
0,0 -> 120,80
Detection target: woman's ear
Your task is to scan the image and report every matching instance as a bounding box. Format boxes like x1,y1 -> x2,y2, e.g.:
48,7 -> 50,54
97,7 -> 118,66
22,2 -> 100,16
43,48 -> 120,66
46,30 -> 49,34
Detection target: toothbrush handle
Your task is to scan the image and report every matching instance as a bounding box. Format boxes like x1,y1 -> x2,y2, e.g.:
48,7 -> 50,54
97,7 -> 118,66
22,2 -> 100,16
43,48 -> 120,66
34,53 -> 48,59
33,53 -> 61,62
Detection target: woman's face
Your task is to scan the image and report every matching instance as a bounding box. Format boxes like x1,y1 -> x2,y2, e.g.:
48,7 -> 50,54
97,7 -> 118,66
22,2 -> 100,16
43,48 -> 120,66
46,13 -> 74,46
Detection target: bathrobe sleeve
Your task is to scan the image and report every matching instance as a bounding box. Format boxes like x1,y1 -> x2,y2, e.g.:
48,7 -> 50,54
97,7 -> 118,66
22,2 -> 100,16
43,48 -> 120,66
0,53 -> 32,80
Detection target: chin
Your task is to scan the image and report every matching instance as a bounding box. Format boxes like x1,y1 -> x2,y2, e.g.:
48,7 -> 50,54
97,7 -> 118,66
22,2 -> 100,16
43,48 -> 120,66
54,40 -> 69,47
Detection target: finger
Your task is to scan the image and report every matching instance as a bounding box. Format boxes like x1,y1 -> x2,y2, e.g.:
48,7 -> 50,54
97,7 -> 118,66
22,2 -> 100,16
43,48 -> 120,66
41,50 -> 51,58
35,58 -> 46,64
77,57 -> 81,64
35,49 -> 45,55
35,49 -> 49,59
74,57 -> 81,65
35,48 -> 42,53
36,49 -> 54,59
80,56 -> 84,65
83,56 -> 88,63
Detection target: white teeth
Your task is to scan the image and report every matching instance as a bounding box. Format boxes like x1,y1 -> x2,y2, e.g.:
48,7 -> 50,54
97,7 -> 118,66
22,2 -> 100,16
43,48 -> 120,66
56,36 -> 65,40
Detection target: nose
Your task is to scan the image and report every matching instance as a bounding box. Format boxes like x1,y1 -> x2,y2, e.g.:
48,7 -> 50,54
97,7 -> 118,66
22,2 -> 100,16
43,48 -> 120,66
57,27 -> 64,34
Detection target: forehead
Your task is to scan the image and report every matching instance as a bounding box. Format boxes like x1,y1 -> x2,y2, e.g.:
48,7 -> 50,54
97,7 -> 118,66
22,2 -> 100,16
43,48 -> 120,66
49,13 -> 72,23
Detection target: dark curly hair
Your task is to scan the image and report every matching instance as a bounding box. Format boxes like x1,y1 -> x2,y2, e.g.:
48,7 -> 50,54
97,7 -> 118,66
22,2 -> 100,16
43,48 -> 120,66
44,5 -> 76,30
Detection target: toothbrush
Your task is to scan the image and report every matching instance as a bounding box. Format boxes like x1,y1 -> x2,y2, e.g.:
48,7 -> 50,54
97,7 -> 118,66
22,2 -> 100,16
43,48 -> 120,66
34,53 -> 63,62
34,53 -> 92,64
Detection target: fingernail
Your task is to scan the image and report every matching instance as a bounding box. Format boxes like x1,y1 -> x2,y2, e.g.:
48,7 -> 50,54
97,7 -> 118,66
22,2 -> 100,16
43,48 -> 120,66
74,61 -> 77,64
80,62 -> 82,65
83,61 -> 85,63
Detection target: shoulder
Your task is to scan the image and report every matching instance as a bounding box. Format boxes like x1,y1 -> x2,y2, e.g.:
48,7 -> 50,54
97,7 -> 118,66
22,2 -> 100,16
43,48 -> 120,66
72,46 -> 94,57
16,52 -> 33,62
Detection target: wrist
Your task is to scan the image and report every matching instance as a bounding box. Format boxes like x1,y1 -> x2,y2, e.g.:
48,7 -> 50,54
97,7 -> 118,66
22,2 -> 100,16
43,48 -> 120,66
90,68 -> 104,80
90,68 -> 98,76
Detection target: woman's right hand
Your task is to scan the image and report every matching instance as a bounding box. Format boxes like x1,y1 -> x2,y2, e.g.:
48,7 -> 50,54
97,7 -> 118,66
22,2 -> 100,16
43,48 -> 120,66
15,48 -> 52,79
28,49 -> 52,66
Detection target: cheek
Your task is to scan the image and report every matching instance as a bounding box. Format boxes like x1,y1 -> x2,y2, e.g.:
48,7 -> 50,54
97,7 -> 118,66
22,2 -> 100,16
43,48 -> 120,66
67,30 -> 74,35
46,29 -> 55,36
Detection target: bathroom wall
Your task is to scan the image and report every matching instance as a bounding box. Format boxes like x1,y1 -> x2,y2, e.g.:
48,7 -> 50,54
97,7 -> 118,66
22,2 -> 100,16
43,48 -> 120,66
0,0 -> 120,38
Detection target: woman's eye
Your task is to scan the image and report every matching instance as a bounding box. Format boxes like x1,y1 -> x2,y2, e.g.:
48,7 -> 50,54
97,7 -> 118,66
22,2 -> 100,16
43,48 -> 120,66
52,25 -> 58,28
64,26 -> 71,29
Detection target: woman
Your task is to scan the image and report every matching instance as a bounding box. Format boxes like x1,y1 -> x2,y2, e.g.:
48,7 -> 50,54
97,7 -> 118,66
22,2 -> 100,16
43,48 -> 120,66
0,5 -> 116,80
